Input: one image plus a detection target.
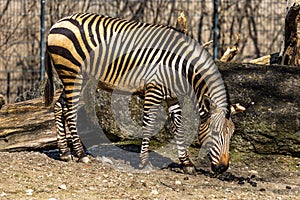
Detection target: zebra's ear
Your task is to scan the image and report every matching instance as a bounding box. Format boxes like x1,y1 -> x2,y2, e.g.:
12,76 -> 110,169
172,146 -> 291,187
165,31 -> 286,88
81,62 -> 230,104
230,103 -> 246,115
223,117 -> 235,135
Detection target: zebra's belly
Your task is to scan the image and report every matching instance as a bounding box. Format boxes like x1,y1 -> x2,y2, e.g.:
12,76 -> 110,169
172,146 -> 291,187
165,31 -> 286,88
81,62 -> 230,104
97,77 -> 176,100
94,64 -> 178,99
95,65 -> 154,95
97,78 -> 146,96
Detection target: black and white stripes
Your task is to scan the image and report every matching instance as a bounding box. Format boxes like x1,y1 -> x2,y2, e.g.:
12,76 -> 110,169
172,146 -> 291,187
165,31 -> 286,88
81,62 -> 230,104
44,13 -> 234,173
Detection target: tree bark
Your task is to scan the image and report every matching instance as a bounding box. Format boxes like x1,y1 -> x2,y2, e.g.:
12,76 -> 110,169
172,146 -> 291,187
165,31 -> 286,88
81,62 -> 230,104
0,95 -> 4,109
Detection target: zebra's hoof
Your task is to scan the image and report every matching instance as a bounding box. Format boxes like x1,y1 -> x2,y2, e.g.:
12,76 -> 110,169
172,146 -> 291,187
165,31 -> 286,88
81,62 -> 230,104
60,153 -> 73,162
78,156 -> 90,163
139,161 -> 154,172
183,165 -> 197,175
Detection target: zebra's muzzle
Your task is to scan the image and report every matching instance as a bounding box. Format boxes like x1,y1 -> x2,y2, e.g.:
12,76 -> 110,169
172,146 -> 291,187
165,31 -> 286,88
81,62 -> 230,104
211,163 -> 229,174
211,152 -> 229,174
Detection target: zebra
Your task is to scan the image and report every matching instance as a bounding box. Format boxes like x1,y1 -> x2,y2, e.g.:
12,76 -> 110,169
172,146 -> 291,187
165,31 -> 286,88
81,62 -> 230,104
44,13 -> 235,174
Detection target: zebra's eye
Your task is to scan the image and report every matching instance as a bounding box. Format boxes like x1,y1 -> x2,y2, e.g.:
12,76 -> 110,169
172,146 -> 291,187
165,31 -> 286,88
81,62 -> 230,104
203,98 -> 211,110
226,127 -> 230,134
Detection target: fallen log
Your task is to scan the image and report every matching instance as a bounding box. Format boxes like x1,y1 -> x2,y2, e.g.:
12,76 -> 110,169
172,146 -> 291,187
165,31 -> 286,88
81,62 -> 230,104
248,52 -> 280,65
0,98 -> 57,151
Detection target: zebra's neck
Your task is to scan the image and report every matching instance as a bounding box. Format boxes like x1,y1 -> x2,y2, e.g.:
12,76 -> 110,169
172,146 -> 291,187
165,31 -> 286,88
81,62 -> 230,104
191,45 -> 228,111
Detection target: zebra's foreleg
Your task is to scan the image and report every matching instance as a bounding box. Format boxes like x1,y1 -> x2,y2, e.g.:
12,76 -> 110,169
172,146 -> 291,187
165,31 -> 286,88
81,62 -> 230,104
54,97 -> 72,162
139,84 -> 163,170
167,100 -> 196,175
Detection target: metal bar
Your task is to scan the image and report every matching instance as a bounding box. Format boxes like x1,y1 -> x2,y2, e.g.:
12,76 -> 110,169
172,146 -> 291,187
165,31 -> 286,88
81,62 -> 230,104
213,0 -> 219,61
7,72 -> 10,103
40,0 -> 45,80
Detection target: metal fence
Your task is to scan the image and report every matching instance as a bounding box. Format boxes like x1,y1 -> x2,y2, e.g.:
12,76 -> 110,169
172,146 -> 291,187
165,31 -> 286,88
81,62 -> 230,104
0,0 -> 287,103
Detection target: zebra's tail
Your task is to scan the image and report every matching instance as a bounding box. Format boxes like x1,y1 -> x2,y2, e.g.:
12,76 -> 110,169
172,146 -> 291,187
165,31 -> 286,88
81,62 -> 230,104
44,49 -> 54,107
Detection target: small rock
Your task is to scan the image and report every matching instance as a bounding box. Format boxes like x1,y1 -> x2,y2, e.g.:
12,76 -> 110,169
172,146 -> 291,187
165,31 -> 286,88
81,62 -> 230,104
0,192 -> 7,197
175,180 -> 182,185
103,174 -> 109,178
48,198 -> 57,200
141,180 -> 146,187
228,174 -> 236,182
26,189 -> 33,195
238,177 -> 245,182
259,188 -> 266,192
102,180 -> 108,184
250,181 -> 257,187
59,184 -> 67,190
238,180 -> 245,185
151,189 -> 159,195
99,156 -> 114,165
79,156 -> 90,163
286,185 -> 292,189
88,186 -> 96,191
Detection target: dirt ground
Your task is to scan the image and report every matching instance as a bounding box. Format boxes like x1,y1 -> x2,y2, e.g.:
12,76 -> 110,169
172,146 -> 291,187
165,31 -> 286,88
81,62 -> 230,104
0,145 -> 299,200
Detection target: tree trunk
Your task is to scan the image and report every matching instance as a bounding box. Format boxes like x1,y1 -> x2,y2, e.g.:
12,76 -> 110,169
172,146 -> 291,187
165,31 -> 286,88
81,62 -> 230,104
281,1 -> 300,65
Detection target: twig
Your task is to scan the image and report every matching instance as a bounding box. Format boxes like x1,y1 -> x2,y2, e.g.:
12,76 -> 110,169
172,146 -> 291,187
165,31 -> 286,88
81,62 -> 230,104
176,11 -> 188,35
220,34 -> 240,62
230,103 -> 246,115
159,180 -> 176,191
0,0 -> 11,22
202,40 -> 213,48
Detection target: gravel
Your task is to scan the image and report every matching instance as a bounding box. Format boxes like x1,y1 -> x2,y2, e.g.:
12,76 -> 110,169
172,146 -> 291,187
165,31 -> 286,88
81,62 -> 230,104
0,150 -> 299,200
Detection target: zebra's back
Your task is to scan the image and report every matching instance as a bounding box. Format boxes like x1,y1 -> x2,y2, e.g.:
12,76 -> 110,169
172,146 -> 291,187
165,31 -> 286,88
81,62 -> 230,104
47,13 -> 225,103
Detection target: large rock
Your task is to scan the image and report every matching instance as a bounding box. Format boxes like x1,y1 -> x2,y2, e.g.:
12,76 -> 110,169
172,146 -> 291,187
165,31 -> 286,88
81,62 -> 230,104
0,63 -> 299,157
94,63 -> 300,156
220,63 -> 300,156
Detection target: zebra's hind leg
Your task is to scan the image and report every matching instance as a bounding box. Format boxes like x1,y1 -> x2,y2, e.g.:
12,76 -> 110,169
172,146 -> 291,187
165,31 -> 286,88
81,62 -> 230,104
54,96 -> 72,162
64,101 -> 90,163
139,84 -> 163,170
61,75 -> 89,163
167,100 -> 196,175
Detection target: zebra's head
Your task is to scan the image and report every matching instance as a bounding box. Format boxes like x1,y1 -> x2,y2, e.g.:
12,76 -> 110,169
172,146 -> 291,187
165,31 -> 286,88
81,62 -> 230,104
209,117 -> 235,174
198,96 -> 237,174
